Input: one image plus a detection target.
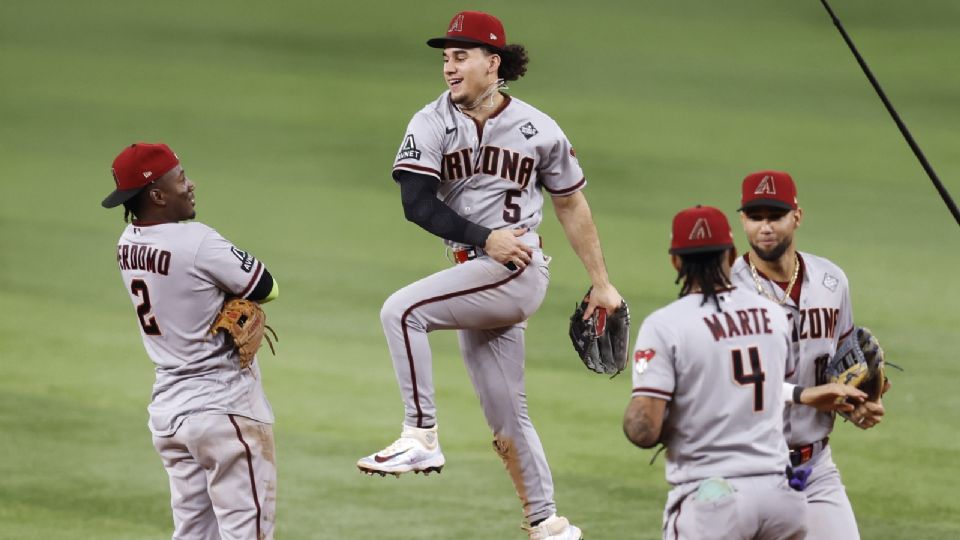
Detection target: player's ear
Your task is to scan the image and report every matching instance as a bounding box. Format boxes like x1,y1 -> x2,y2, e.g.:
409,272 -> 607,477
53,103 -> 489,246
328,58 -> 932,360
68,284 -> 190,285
148,187 -> 165,206
670,254 -> 681,272
488,52 -> 501,75
793,207 -> 803,228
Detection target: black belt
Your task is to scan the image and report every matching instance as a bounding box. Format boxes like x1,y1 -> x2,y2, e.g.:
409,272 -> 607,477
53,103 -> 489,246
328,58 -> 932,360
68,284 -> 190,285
789,437 -> 829,466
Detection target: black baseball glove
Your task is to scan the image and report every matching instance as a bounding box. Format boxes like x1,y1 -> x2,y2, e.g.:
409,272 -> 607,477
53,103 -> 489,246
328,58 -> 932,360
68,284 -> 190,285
825,326 -> 886,418
569,288 -> 631,376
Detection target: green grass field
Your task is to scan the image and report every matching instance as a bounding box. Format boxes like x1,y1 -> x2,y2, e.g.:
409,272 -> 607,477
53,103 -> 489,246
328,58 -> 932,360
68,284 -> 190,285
2,0 -> 959,538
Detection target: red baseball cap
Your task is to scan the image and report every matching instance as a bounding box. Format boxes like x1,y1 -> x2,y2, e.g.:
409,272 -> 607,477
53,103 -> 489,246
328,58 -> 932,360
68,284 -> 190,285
102,143 -> 180,208
739,170 -> 798,211
427,11 -> 507,50
669,205 -> 735,255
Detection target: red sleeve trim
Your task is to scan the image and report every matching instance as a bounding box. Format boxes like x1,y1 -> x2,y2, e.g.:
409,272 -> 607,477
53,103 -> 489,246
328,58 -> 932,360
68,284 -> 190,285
240,261 -> 264,298
632,387 -> 673,399
543,177 -> 586,195
394,164 -> 440,178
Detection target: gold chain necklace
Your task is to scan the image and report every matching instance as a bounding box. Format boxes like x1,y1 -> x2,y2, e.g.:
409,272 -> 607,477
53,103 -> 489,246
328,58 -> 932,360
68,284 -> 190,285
750,253 -> 800,305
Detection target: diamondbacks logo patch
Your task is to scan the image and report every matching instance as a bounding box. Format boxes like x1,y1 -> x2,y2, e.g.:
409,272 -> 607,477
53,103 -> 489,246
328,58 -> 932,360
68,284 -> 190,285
754,175 -> 777,195
230,247 -> 255,273
519,122 -> 538,140
822,273 -> 839,292
689,218 -> 713,240
397,134 -> 421,160
634,348 -> 656,375
449,14 -> 464,32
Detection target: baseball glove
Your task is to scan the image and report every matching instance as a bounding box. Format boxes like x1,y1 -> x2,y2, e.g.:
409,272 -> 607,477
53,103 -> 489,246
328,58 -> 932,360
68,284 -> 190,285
569,288 -> 631,376
210,298 -> 277,369
826,326 -> 886,414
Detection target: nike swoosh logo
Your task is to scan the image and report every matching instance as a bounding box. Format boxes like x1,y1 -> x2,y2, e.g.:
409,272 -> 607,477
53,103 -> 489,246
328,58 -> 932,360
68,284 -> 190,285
445,126 -> 457,134
374,449 -> 410,463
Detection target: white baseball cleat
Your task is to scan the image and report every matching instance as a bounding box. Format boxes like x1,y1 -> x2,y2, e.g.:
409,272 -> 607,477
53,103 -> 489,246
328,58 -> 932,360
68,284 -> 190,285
357,424 -> 445,477
523,514 -> 583,540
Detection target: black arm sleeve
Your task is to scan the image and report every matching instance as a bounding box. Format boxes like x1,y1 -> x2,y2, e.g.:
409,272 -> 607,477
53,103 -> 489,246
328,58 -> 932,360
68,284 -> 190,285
246,268 -> 274,301
397,171 -> 492,247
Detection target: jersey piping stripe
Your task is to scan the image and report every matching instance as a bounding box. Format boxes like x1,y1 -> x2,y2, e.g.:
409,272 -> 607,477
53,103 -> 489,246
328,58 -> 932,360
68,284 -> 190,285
837,326 -> 854,342
632,387 -> 673,399
400,265 -> 527,427
240,261 -> 264,299
228,415 -> 262,539
394,164 -> 441,178
542,177 -> 586,195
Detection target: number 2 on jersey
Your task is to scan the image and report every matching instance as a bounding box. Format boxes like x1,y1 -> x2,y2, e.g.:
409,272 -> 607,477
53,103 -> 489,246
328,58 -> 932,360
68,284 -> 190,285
731,347 -> 765,411
131,279 -> 162,335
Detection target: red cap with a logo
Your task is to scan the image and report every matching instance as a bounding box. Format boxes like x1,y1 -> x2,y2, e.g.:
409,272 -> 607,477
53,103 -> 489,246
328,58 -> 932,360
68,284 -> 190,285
427,11 -> 507,50
102,143 -> 180,208
669,205 -> 735,255
739,170 -> 798,211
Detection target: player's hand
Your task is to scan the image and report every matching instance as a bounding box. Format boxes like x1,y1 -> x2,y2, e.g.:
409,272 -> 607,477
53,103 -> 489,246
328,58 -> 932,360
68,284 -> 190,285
583,282 -> 623,320
799,383 -> 867,413
484,228 -> 533,269
848,400 -> 884,430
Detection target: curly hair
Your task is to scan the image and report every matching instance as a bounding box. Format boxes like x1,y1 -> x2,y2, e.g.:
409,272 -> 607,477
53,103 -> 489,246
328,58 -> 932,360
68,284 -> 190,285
483,44 -> 528,81
675,250 -> 732,311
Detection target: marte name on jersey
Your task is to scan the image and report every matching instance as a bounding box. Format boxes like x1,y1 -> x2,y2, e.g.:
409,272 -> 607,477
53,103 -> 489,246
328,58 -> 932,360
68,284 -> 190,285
117,243 -> 171,275
441,145 -> 535,188
703,307 -> 775,342
787,307 -> 841,342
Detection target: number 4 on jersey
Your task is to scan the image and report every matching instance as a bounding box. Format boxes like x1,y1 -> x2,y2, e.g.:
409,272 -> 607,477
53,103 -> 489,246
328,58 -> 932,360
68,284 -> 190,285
731,347 -> 765,411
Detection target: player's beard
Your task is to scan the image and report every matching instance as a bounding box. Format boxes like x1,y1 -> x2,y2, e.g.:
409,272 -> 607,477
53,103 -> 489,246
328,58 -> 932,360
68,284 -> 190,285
750,237 -> 792,262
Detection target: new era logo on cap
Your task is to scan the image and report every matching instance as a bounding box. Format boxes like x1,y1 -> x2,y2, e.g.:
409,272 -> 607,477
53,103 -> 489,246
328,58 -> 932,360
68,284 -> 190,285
740,170 -> 798,211
670,205 -> 733,255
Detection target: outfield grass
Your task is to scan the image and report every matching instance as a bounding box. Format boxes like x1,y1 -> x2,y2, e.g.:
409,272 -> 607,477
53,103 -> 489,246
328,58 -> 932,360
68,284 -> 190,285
1,1 -> 958,538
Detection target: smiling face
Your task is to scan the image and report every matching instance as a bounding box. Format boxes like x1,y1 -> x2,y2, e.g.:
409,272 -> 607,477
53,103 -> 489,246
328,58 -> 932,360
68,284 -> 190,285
739,206 -> 802,262
442,44 -> 500,106
142,165 -> 196,222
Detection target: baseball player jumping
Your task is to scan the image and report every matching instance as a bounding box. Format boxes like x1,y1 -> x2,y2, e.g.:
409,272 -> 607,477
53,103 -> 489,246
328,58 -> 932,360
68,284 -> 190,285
356,11 -> 622,540
624,205 -> 810,540
103,143 -> 280,539
731,170 -> 887,539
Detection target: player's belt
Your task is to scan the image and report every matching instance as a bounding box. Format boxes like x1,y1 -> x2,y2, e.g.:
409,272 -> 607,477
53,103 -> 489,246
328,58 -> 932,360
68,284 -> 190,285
453,246 -> 518,271
452,234 -> 542,269
789,437 -> 829,466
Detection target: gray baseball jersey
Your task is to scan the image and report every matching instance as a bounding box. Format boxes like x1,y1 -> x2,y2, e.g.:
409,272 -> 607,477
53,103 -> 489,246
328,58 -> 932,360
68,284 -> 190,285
731,251 -> 860,540
632,287 -> 808,539
116,221 -> 274,436
392,91 -> 584,248
730,251 -> 853,447
631,287 -> 795,485
378,91 -> 585,524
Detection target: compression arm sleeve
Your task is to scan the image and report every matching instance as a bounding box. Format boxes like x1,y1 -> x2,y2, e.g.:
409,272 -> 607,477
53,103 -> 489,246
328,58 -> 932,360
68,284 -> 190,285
397,171 -> 492,247
247,268 -> 278,303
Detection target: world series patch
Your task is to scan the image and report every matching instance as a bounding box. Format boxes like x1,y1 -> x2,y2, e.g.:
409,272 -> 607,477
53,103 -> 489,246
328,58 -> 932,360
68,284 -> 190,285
519,122 -> 538,140
822,273 -> 839,292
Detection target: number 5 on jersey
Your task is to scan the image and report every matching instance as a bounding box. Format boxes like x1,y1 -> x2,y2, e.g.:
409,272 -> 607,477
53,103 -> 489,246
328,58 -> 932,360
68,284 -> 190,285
731,347 -> 765,411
